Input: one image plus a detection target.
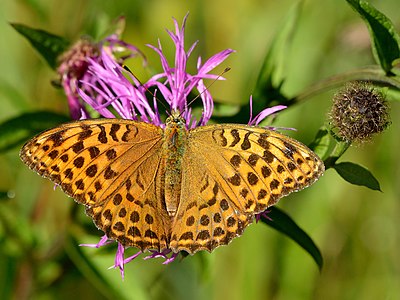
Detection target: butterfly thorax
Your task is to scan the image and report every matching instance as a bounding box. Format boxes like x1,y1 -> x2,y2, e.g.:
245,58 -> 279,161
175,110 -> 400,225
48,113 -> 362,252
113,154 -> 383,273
163,114 -> 188,217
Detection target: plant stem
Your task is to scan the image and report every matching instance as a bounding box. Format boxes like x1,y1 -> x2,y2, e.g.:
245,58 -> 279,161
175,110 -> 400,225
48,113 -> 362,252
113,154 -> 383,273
324,140 -> 351,168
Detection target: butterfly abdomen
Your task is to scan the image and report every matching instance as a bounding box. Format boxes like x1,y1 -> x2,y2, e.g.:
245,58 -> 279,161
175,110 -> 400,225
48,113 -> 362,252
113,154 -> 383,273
162,117 -> 188,217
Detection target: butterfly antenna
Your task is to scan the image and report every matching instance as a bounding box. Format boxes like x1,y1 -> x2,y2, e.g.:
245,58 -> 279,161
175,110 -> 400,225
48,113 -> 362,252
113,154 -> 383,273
122,65 -> 171,116
181,67 -> 231,117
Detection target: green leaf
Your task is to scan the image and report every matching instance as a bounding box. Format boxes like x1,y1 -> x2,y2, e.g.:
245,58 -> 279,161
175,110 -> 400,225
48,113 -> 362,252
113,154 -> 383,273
10,23 -> 70,70
253,1 -> 303,109
346,0 -> 400,74
260,206 -> 323,270
308,127 -> 331,160
0,111 -> 70,153
333,161 -> 381,191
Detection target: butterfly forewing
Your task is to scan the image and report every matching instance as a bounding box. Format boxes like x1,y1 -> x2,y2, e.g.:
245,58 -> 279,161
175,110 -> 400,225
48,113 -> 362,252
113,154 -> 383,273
20,119 -> 171,252
170,124 -> 324,253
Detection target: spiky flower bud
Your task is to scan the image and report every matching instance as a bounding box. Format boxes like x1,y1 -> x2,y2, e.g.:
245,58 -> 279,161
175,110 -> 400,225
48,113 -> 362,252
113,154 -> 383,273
57,38 -> 99,80
329,82 -> 390,143
55,34 -> 143,120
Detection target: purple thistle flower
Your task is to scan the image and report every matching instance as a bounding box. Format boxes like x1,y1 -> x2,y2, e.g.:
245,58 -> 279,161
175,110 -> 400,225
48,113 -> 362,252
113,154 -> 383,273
57,23 -> 144,120
145,15 -> 234,128
57,38 -> 98,119
79,14 -> 234,128
73,15 -> 287,278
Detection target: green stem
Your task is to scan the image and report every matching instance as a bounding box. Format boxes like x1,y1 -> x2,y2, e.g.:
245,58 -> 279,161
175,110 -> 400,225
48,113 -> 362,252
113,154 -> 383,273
324,140 -> 351,169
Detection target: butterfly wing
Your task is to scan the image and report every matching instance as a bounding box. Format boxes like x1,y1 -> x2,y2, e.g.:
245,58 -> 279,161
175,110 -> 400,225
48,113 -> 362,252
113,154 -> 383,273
170,124 -> 324,253
20,119 -> 170,252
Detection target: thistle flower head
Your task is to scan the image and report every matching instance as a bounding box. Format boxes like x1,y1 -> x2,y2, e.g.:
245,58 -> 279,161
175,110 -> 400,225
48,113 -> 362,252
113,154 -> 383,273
57,29 -> 143,120
78,14 -> 234,129
57,38 -> 99,80
329,82 -> 390,143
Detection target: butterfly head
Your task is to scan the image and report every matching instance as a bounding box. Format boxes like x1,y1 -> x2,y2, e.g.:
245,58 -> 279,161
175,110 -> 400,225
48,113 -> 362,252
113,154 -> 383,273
166,110 -> 187,128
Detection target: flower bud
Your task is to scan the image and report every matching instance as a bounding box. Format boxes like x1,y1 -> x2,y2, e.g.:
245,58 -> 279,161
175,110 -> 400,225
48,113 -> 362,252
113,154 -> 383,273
57,38 -> 99,80
329,82 -> 390,143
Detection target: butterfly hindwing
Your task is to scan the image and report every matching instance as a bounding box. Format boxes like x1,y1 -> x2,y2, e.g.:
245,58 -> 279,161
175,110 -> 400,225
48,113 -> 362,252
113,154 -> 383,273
170,152 -> 253,253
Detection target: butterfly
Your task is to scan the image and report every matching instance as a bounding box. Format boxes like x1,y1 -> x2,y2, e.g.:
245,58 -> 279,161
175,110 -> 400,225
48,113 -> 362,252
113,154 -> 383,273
19,111 -> 324,254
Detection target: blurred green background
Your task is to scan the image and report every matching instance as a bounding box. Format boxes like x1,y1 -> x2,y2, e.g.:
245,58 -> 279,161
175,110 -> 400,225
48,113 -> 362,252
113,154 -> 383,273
1,0 -> 399,299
